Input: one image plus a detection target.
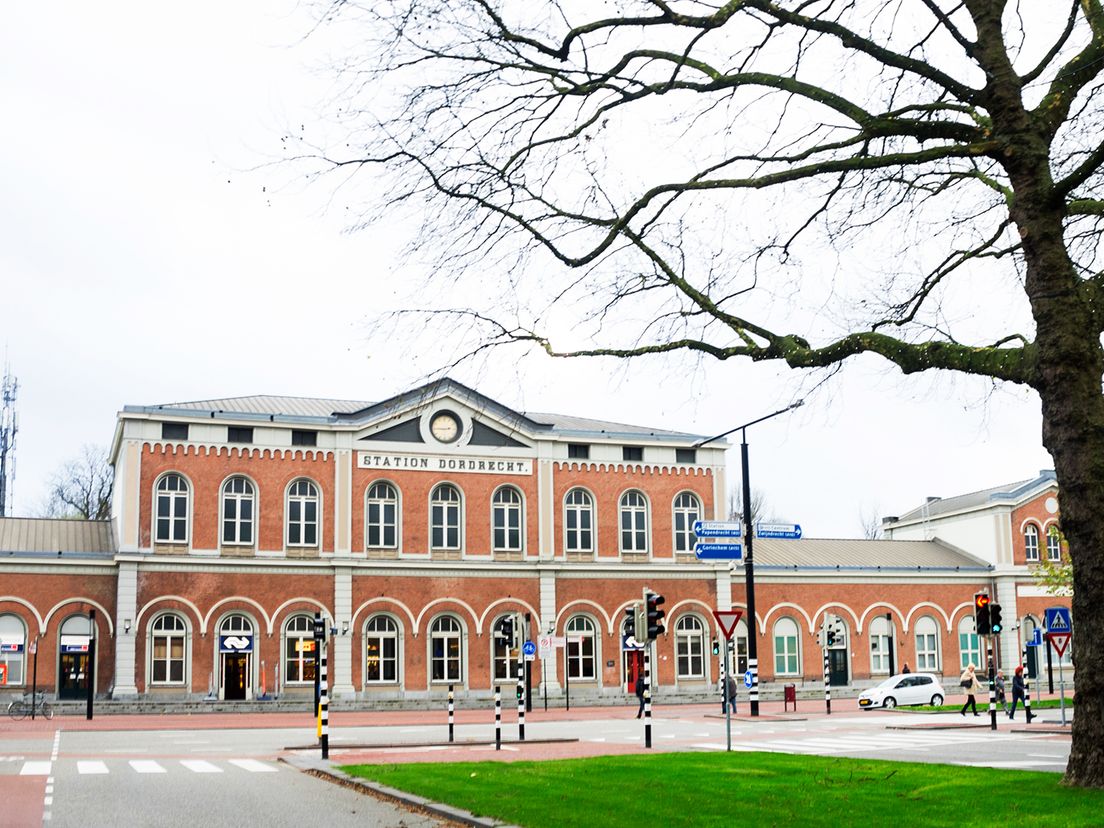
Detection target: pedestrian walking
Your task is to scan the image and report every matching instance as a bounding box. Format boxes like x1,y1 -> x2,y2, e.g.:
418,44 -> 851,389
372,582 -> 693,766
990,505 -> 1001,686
634,673 -> 645,718
995,669 -> 1007,711
724,673 -> 738,714
901,663 -> 911,674
959,664 -> 981,716
1008,666 -> 1035,721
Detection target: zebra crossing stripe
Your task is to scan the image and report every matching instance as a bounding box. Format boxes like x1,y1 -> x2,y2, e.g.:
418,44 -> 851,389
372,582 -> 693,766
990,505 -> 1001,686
20,761 -> 51,775
77,761 -> 108,775
228,759 -> 278,773
129,760 -> 166,774
180,760 -> 222,773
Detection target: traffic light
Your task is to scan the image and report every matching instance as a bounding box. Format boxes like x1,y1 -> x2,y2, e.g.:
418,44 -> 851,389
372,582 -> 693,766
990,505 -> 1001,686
624,606 -> 637,644
990,603 -> 1003,634
644,591 -> 666,640
516,683 -> 524,701
497,616 -> 516,648
712,638 -> 720,656
826,626 -> 836,647
974,593 -> 991,636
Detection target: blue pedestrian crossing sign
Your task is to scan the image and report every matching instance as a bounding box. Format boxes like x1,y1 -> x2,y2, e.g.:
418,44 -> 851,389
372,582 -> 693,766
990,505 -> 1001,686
1045,606 -> 1072,633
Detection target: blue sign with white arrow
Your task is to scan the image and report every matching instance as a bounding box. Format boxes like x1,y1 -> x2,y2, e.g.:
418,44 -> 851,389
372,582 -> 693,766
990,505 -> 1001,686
694,543 -> 743,560
756,522 -> 803,540
1045,606 -> 1072,633
693,520 -> 743,538
743,670 -> 754,689
1027,627 -> 1043,647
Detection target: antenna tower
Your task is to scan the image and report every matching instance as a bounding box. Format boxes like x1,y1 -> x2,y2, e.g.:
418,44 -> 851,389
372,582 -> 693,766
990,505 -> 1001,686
0,365 -> 17,517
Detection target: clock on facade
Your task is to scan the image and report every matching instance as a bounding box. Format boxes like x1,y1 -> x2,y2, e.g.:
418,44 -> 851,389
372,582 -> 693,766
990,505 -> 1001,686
430,411 -> 462,443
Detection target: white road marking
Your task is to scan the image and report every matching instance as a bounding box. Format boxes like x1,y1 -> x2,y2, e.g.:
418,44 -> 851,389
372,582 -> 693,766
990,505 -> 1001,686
77,761 -> 109,775
228,759 -> 278,773
130,760 -> 166,774
20,761 -> 52,775
181,760 -> 222,773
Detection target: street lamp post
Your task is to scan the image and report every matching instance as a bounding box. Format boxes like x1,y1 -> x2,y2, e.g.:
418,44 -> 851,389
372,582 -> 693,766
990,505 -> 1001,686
696,401 -> 803,717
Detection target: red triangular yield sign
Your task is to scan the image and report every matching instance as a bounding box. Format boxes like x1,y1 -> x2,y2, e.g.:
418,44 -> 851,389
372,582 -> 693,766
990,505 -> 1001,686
1050,631 -> 1072,658
712,610 -> 743,640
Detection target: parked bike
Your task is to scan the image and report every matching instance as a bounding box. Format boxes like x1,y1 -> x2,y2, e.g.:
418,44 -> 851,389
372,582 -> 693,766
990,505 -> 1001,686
6,692 -> 54,720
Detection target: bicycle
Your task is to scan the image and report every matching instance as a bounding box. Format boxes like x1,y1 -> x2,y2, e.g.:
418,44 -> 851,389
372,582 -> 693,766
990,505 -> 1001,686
6,692 -> 54,721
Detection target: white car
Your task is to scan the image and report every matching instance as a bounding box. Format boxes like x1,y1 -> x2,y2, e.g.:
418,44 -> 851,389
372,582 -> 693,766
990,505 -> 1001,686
858,673 -> 945,710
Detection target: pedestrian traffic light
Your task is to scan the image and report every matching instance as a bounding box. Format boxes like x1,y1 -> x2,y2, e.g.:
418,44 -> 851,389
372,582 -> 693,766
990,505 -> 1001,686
644,591 -> 666,641
712,638 -> 720,656
516,683 -> 524,701
826,627 -> 836,647
974,593 -> 991,636
990,603 -> 1003,634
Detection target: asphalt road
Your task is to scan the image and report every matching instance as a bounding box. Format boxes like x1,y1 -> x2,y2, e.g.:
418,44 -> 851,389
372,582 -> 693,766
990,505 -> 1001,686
0,704 -> 1072,827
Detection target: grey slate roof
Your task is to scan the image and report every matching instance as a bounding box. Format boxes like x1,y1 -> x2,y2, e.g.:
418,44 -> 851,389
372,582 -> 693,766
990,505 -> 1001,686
894,470 -> 1057,523
752,537 -> 990,571
0,518 -> 115,556
148,395 -> 371,419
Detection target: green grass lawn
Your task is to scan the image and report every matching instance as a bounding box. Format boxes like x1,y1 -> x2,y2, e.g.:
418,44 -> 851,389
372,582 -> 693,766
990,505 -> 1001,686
343,752 -> 1102,827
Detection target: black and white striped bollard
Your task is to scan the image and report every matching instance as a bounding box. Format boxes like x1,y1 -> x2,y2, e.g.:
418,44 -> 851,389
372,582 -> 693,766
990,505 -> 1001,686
824,649 -> 831,715
320,643 -> 329,759
987,645 -> 997,731
748,657 -> 759,714
494,685 -> 501,751
643,648 -> 652,749
517,654 -> 526,741
1022,644 -> 1034,723
448,684 -> 455,743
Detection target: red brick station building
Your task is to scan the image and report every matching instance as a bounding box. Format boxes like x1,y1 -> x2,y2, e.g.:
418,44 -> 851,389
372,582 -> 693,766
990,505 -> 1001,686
0,379 -> 1073,704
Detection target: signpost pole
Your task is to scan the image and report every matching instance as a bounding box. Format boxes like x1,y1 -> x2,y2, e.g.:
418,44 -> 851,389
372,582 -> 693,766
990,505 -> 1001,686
30,640 -> 38,720
741,439 -> 759,718
724,650 -> 731,752
86,609 -> 95,721
1058,646 -> 1067,726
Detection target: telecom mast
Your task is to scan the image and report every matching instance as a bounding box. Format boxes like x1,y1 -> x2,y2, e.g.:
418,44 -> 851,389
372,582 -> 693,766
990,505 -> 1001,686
0,365 -> 17,516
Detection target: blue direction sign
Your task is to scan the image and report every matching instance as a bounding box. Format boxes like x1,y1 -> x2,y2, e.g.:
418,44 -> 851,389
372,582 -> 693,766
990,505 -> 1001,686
743,670 -> 754,689
1045,606 -> 1072,633
756,522 -> 803,540
694,520 -> 743,538
695,543 -> 743,560
1028,628 -> 1043,647
522,640 -> 537,657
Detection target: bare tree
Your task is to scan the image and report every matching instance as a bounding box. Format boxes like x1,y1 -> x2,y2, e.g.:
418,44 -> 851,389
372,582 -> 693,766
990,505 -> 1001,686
859,503 -> 884,540
301,1 -> 1104,786
43,445 -> 113,520
727,486 -> 776,527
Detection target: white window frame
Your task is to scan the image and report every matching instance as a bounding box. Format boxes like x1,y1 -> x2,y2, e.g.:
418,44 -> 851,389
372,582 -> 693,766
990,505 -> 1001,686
1024,523 -> 1040,561
366,481 -> 399,549
149,613 -> 188,686
566,615 -> 598,680
430,484 -> 463,551
429,615 -> 464,683
154,473 -> 190,544
619,490 -> 649,554
773,617 -> 800,676
364,614 -> 401,684
672,492 -> 701,554
283,615 -> 316,685
0,613 -> 27,686
220,476 -> 255,546
491,487 -> 524,553
915,616 -> 940,671
1046,525 -> 1062,561
564,488 -> 595,554
958,616 -> 980,671
286,479 -> 320,547
675,615 -> 706,679
868,615 -> 892,675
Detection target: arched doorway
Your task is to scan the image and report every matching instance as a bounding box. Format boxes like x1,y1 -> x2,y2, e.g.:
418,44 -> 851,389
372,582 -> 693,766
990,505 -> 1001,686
58,614 -> 94,700
218,614 -> 255,700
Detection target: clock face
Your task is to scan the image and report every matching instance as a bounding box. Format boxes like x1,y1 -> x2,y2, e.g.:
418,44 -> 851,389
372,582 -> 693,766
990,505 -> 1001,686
430,412 -> 461,443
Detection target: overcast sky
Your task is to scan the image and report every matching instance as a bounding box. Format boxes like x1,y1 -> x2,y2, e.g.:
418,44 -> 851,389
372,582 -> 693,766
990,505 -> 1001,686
0,3 -> 1053,535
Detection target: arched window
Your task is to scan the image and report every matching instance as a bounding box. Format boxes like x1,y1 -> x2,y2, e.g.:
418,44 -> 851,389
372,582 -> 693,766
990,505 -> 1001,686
0,614 -> 27,686
221,477 -> 255,545
430,615 -> 463,682
675,615 -> 706,679
430,484 -> 462,550
672,492 -> 702,554
914,616 -> 940,671
492,615 -> 517,681
365,615 -> 399,684
958,615 -> 980,671
492,487 -> 523,552
619,490 -> 649,554
155,473 -> 189,543
869,615 -> 893,675
150,614 -> 187,685
366,482 -> 399,549
564,489 -> 594,554
287,479 -> 319,547
773,617 -> 800,676
284,615 -> 317,685
566,615 -> 598,680
1046,525 -> 1062,561
1024,524 -> 1040,561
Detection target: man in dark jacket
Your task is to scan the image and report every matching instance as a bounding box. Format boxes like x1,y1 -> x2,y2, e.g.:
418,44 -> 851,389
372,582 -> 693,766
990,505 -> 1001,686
635,674 -> 646,718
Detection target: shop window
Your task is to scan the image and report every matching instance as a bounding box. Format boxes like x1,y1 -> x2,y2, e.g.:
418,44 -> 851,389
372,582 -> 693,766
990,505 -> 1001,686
675,615 -> 706,679
566,615 -> 597,680
0,614 -> 27,686
430,615 -> 464,683
365,615 -> 399,683
284,615 -> 317,684
150,614 -> 187,685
